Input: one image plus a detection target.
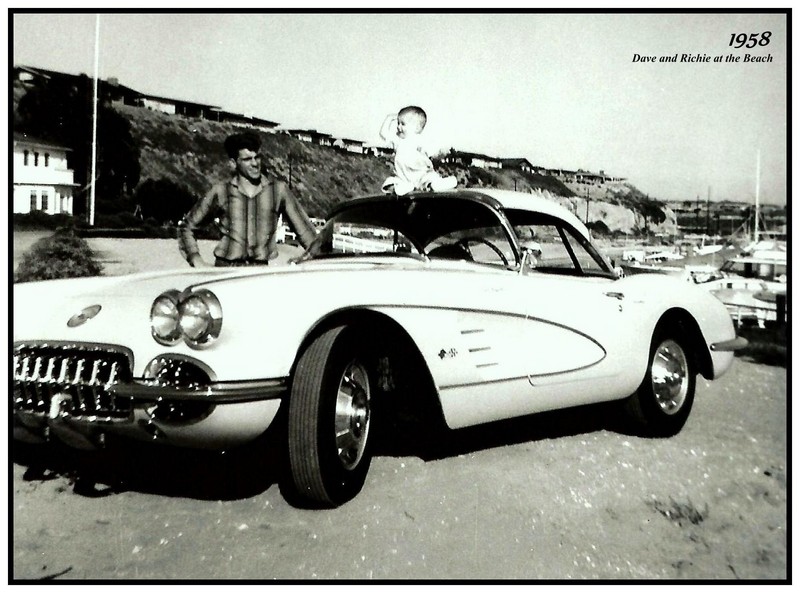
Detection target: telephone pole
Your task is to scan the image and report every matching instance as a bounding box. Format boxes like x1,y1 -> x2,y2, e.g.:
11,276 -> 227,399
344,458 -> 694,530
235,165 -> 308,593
88,13 -> 100,226
585,187 -> 590,224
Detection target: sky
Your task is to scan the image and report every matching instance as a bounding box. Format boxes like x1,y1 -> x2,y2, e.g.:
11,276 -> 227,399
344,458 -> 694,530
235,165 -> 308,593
11,10 -> 788,204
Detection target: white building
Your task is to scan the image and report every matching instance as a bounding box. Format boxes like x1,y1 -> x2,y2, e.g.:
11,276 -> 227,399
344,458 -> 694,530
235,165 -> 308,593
13,133 -> 78,215
140,97 -> 177,115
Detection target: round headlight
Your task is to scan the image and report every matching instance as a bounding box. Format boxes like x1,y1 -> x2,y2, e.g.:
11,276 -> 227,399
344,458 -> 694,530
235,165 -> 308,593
179,296 -> 210,340
178,289 -> 222,348
151,290 -> 182,345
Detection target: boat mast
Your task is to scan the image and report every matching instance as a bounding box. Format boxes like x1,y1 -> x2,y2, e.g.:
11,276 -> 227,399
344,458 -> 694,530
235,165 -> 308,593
754,150 -> 760,243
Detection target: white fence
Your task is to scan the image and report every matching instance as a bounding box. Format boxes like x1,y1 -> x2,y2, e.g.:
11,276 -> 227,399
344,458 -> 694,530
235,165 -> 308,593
332,234 -> 392,253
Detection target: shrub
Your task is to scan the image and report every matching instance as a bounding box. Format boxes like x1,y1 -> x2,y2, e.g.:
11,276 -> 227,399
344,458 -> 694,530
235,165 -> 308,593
13,211 -> 78,231
15,228 -> 103,283
93,211 -> 143,229
141,220 -> 177,239
587,220 -> 611,236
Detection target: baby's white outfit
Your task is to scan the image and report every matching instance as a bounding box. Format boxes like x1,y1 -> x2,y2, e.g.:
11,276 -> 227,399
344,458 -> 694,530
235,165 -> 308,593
382,135 -> 457,196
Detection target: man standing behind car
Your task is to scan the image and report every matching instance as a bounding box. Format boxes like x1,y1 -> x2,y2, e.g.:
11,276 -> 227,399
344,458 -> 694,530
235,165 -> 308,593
178,131 -> 317,267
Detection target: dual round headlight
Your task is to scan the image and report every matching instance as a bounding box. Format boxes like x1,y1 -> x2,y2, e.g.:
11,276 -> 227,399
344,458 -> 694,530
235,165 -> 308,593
150,289 -> 222,348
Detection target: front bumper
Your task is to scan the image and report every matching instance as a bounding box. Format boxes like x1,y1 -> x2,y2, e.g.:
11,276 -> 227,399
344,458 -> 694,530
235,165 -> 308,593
13,343 -> 288,450
14,378 -> 288,451
111,378 -> 287,402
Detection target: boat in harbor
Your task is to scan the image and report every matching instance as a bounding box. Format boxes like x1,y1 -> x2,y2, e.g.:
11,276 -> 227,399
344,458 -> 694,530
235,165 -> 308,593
619,245 -> 686,277
689,242 -> 787,327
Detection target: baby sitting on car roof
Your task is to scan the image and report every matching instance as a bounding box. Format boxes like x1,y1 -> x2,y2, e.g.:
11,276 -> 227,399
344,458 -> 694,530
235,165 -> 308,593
379,105 -> 457,196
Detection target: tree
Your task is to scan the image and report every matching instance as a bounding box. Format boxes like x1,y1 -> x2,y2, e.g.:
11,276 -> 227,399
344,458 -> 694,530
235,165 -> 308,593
16,74 -> 141,216
640,198 -> 667,226
135,178 -> 197,224
587,220 -> 611,236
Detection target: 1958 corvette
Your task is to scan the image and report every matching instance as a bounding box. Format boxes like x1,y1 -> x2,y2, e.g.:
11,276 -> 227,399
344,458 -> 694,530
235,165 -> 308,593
13,189 -> 746,506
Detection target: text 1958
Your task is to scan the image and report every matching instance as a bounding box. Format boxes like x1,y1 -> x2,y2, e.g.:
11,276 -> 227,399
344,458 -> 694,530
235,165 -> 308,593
729,32 -> 772,49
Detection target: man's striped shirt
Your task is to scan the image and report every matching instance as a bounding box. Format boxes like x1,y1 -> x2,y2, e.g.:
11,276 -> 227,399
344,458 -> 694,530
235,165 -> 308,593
178,175 -> 316,265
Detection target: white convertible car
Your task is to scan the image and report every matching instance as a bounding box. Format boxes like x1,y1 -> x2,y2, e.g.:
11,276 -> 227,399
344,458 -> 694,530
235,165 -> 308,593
13,189 -> 745,506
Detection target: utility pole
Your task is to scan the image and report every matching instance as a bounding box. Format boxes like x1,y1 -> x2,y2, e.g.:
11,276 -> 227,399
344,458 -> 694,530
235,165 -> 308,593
88,13 -> 100,226
585,187 -> 590,224
706,186 -> 711,236
288,152 -> 294,188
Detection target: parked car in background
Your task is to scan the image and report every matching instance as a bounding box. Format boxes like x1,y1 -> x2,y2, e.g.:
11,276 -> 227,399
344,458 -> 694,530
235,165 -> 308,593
13,189 -> 745,507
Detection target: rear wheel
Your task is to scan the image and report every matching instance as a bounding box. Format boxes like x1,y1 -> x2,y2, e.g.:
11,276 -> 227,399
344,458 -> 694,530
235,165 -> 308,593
624,330 -> 695,437
288,325 -> 374,507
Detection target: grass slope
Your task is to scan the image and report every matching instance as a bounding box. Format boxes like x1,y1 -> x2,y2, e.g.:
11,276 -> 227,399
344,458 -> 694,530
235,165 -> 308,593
119,104 -> 584,218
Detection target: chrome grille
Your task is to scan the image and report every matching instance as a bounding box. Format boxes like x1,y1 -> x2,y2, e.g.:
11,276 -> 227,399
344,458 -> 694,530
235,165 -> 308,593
13,344 -> 133,419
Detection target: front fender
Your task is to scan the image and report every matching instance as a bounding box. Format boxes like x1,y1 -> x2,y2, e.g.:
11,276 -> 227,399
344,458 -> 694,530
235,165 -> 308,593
616,274 -> 739,379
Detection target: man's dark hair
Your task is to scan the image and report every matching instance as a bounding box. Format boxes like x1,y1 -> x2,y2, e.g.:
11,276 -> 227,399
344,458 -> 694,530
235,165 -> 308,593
224,131 -> 262,159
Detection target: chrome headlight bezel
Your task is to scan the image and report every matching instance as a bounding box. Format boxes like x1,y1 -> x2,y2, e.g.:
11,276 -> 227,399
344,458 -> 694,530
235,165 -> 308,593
150,288 -> 223,349
179,289 -> 223,349
150,289 -> 182,346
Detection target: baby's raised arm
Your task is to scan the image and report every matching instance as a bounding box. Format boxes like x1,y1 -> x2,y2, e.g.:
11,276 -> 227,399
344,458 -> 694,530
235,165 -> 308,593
379,113 -> 398,142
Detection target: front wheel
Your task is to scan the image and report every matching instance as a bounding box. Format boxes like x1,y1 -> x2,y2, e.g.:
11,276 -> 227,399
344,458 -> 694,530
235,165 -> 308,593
624,331 -> 695,437
288,325 -> 375,507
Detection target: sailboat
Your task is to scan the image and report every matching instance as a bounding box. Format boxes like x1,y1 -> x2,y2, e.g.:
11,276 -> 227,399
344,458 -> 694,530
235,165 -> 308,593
691,152 -> 787,327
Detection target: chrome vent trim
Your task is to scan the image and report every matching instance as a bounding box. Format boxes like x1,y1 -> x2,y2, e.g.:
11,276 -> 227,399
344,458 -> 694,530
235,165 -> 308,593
13,343 -> 134,420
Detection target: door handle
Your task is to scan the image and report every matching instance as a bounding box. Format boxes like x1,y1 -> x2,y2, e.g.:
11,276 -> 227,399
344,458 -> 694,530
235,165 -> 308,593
604,291 -> 625,300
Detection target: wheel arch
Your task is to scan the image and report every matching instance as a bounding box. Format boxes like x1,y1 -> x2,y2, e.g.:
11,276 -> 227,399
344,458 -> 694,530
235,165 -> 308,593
290,307 -> 444,419
654,308 -> 713,380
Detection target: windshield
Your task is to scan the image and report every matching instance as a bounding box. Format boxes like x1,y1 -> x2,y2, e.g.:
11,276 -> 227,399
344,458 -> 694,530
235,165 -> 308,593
300,196 -> 614,277
302,196 -> 515,267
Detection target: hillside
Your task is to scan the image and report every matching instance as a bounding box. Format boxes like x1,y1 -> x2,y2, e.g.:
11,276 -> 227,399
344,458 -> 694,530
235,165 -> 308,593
14,71 -> 675,236
117,104 -> 675,234
118,104 -> 390,217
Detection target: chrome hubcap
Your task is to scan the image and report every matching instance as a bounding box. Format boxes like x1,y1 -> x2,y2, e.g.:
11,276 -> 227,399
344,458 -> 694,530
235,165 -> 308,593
650,339 -> 689,415
334,360 -> 371,470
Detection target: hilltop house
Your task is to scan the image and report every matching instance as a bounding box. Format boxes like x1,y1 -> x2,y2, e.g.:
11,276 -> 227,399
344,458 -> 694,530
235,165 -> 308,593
16,65 -> 282,132
13,133 -> 78,215
500,158 -> 536,174
441,150 -> 502,169
209,110 -> 279,133
573,169 -> 627,185
363,145 -> 393,158
334,137 -> 365,154
136,92 -> 220,119
284,129 -> 335,147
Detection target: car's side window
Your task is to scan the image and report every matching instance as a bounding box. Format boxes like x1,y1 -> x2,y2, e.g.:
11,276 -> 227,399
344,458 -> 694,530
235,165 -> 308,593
561,228 -> 607,274
515,223 -> 575,271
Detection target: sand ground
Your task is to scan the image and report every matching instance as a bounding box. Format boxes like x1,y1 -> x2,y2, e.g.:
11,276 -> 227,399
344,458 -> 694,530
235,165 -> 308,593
11,231 -> 788,581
